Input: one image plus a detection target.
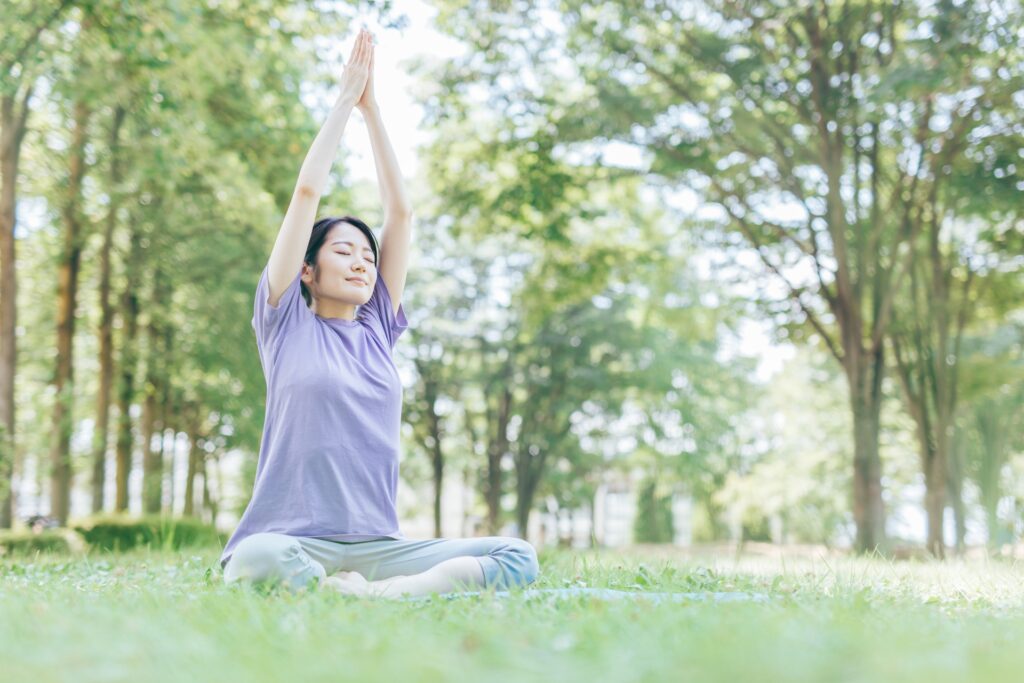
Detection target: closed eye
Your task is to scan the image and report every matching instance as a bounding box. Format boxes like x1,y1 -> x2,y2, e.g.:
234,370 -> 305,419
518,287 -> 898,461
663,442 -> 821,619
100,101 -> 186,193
337,249 -> 375,265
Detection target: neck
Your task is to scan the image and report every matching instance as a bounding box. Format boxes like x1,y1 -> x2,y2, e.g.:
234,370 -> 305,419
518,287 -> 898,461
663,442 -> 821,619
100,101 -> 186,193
311,297 -> 359,321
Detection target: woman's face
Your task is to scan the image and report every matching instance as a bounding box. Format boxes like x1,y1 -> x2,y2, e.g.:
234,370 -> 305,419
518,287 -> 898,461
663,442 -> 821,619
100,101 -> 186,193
302,222 -> 377,305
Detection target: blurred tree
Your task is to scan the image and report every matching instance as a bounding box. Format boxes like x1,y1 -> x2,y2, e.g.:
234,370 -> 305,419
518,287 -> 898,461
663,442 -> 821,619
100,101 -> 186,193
956,322 -> 1024,549
413,32 -> 755,540
11,0 -> 376,524
881,0 -> 1023,557
633,475 -> 674,543
400,220 -> 482,537
717,345 -> 853,547
0,0 -> 78,527
428,0 -> 1024,553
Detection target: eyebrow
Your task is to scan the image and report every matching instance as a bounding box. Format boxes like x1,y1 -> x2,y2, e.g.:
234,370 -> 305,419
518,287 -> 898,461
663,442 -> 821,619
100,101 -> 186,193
331,240 -> 375,256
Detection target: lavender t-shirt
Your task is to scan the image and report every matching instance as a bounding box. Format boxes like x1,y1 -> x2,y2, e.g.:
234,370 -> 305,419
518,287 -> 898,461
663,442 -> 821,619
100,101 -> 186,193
220,263 -> 409,569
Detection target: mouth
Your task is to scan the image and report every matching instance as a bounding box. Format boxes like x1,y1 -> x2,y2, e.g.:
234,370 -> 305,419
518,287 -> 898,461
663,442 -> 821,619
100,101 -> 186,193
346,277 -> 368,286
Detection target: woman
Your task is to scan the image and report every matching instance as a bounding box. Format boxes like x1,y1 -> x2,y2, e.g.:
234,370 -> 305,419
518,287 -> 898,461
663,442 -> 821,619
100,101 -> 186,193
219,28 -> 539,597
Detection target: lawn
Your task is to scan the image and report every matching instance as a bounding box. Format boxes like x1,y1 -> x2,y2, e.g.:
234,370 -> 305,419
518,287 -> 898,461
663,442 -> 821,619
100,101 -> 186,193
2,545 -> 1023,682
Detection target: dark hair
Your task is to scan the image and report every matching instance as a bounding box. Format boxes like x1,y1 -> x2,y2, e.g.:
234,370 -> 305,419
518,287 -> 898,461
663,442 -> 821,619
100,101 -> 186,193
300,215 -> 380,307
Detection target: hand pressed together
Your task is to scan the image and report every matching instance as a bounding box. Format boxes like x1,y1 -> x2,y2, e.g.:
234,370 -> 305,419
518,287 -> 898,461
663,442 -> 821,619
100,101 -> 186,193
338,27 -> 374,107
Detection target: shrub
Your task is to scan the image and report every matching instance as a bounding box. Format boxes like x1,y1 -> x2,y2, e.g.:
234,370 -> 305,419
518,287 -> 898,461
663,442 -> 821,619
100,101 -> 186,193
0,529 -> 74,555
72,514 -> 225,552
633,477 -> 675,543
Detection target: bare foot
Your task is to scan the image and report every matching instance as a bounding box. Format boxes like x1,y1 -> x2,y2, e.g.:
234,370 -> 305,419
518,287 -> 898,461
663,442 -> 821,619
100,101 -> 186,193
332,570 -> 369,584
321,570 -> 370,596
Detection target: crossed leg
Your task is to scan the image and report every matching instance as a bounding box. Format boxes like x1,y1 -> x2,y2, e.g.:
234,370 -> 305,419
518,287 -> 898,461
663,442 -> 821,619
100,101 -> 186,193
323,555 -> 486,598
223,533 -> 540,598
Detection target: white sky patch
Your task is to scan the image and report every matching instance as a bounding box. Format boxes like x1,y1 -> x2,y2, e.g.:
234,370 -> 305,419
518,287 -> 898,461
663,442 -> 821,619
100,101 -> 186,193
554,139 -> 648,170
600,140 -> 648,170
311,1 -> 467,183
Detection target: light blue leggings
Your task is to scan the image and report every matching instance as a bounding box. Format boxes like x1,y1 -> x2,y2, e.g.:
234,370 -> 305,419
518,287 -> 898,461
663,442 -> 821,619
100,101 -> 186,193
222,533 -> 540,594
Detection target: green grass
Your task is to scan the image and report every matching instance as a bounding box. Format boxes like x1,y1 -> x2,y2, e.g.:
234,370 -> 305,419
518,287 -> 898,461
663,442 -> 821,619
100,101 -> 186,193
2,545 -> 1024,682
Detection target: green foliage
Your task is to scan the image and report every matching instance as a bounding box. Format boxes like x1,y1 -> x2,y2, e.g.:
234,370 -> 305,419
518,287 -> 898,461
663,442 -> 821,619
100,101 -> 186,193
8,0 -> 1022,556
741,517 -> 772,543
633,478 -> 674,543
688,503 -> 723,544
0,530 -> 72,555
8,0 -> 371,527
73,514 -> 225,552
416,15 -> 760,537
426,0 -> 1024,551
956,324 -> 1024,542
716,345 -> 854,545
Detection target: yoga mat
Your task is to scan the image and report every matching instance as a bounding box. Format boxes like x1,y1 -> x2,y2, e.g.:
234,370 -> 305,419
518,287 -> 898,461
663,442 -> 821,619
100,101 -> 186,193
399,587 -> 771,604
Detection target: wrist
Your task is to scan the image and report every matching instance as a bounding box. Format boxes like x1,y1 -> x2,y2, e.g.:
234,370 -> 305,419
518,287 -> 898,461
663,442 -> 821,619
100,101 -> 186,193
333,94 -> 359,111
358,101 -> 380,115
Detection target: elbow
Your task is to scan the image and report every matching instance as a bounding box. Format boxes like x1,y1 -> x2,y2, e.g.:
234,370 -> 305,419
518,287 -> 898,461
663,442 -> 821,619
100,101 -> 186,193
295,184 -> 318,200
387,205 -> 414,222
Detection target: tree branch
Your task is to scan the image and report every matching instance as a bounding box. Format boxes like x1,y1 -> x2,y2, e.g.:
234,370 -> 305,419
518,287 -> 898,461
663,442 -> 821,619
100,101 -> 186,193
713,182 -> 845,364
1,0 -> 77,80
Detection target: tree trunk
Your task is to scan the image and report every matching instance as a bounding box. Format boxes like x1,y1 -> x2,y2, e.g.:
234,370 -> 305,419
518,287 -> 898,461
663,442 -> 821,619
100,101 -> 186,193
892,351 -> 951,560
141,267 -> 166,514
922,441 -> 946,558
0,85 -> 33,528
161,426 -> 172,514
115,229 -> 142,512
183,403 -> 200,517
140,375 -> 159,513
202,451 -> 218,525
461,463 -> 472,537
158,386 -> 173,514
947,426 -> 966,556
589,494 -> 598,548
888,231 -> 974,558
515,485 -> 532,543
421,376 -> 444,538
515,445 -> 547,542
49,97 -> 90,525
484,384 -> 512,535
975,401 -> 1010,550
848,343 -> 887,554
893,332 -> 946,558
90,105 -> 125,513
156,286 -> 175,513
430,416 -> 444,539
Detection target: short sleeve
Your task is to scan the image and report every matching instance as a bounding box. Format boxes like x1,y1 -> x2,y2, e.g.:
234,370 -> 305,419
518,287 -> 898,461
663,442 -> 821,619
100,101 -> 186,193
358,274 -> 408,351
252,264 -> 312,360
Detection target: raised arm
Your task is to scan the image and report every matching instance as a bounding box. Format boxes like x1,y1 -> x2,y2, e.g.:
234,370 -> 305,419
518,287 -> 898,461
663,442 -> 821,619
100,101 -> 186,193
265,28 -> 373,306
355,37 -> 413,317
